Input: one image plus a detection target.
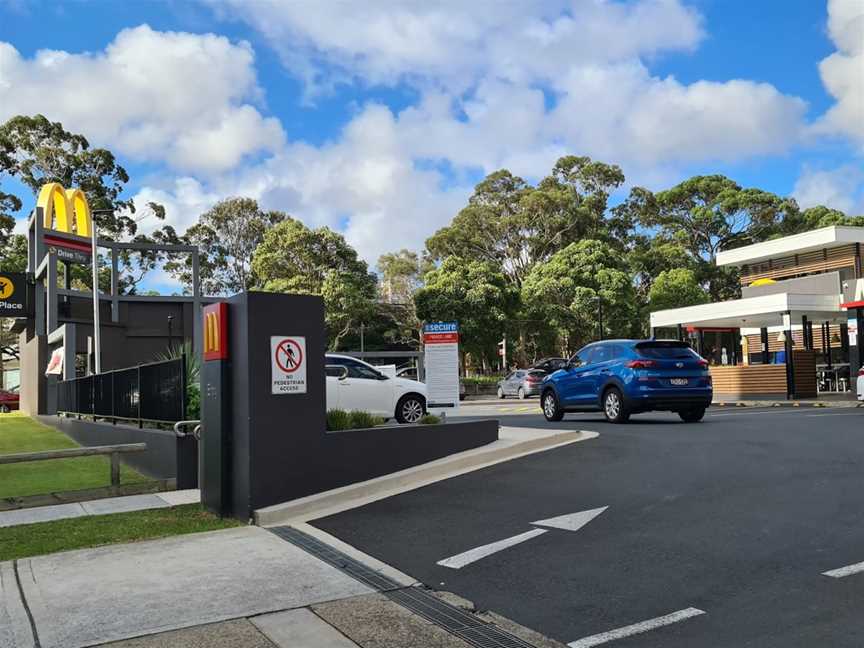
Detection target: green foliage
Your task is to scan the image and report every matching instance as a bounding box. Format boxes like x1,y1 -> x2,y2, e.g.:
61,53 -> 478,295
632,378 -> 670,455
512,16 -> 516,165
325,409 -> 384,431
0,115 -> 173,292
426,156 -> 626,287
648,269 -> 710,312
254,220 -> 378,350
166,197 -> 289,295
415,256 -> 519,365
153,340 -> 200,419
461,376 -> 501,385
522,240 -> 640,352
419,414 -> 442,425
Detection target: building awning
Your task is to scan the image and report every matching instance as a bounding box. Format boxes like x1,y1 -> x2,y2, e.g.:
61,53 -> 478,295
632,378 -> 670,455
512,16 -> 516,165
842,300 -> 864,310
716,225 -> 864,267
650,292 -> 844,329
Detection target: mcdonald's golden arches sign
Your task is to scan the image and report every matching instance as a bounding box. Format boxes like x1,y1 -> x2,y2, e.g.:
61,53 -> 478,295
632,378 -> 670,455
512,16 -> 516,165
203,302 -> 229,361
37,183 -> 94,264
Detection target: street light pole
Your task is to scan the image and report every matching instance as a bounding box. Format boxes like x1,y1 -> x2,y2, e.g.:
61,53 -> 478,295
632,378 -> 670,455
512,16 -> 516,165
90,215 -> 102,374
597,294 -> 603,341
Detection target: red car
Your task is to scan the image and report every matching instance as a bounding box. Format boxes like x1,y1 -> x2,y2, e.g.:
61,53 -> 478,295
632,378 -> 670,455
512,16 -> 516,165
0,386 -> 19,413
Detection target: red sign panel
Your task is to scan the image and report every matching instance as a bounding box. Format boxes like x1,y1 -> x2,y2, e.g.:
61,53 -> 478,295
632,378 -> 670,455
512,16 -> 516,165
423,331 -> 459,344
203,302 -> 229,361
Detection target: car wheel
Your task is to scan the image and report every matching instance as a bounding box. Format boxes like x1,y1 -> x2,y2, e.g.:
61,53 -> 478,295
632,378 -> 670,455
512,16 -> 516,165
541,390 -> 564,422
517,387 -> 526,400
0,405 -> 8,413
396,394 -> 425,424
602,388 -> 630,424
497,387 -> 505,399
678,408 -> 706,423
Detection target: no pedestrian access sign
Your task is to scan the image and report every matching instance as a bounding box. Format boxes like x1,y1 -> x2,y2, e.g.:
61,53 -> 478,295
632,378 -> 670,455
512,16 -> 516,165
271,335 -> 307,394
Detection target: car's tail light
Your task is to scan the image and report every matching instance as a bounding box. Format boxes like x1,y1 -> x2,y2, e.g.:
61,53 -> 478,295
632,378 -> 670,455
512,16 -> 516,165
526,375 -> 541,383
698,359 -> 709,368
626,360 -> 656,369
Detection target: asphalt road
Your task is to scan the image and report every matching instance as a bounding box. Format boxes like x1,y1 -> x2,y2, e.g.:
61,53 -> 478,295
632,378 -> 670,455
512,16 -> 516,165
312,402 -> 864,647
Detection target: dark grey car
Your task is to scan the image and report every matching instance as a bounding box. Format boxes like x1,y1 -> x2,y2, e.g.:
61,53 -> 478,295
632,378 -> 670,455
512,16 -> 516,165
497,369 -> 545,399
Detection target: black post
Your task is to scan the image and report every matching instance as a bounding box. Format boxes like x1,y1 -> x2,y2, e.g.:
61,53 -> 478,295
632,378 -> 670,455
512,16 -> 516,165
840,323 -> 850,362
597,295 -> 603,341
801,316 -> 810,350
760,327 -> 770,365
824,321 -> 832,369
677,323 -> 684,342
697,330 -> 705,357
167,315 -> 174,352
137,364 -> 142,429
856,309 -> 864,373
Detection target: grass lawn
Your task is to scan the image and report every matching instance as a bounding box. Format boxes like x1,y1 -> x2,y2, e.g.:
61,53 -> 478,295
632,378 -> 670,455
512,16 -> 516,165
0,413 -> 148,499
0,504 -> 241,561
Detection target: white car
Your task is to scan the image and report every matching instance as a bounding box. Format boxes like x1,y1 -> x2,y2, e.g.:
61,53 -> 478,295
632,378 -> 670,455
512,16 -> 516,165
858,367 -> 864,401
325,354 -> 428,423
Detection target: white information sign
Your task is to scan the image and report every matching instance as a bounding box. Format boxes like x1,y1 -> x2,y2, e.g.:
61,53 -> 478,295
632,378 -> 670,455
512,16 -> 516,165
271,336 -> 307,394
850,318 -> 858,346
423,322 -> 460,409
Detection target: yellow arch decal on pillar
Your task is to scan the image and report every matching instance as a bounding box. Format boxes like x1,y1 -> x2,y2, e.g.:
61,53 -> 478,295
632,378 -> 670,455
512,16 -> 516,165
36,183 -> 93,237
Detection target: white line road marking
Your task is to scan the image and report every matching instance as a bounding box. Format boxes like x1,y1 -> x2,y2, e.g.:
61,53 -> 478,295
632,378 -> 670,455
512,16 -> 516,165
532,507 -> 608,532
436,529 -> 547,569
568,608 -> 706,648
804,411 -> 863,417
823,561 -> 864,578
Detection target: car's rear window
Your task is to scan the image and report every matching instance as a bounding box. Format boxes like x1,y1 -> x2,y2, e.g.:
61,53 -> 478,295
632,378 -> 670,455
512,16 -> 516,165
528,370 -> 545,377
635,342 -> 698,359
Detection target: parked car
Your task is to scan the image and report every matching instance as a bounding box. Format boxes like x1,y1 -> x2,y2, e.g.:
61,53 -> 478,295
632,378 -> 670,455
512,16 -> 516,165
0,385 -> 19,413
532,357 -> 568,374
858,366 -> 864,401
540,340 -> 712,424
326,354 -> 427,423
497,369 -> 546,399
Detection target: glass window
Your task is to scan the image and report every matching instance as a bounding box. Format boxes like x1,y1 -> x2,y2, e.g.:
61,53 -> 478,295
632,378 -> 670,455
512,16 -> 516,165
592,345 -> 610,364
636,342 -> 699,360
576,347 -> 596,365
326,357 -> 381,379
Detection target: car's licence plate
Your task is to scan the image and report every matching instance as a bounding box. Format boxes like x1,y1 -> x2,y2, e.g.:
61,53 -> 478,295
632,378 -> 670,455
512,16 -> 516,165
670,378 -> 689,386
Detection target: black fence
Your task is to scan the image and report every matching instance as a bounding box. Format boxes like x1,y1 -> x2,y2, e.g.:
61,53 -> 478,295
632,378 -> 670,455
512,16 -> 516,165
57,357 -> 185,426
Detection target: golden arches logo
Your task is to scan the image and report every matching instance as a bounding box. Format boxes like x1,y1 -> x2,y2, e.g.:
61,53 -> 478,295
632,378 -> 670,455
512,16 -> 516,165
204,311 -> 220,355
36,183 -> 92,237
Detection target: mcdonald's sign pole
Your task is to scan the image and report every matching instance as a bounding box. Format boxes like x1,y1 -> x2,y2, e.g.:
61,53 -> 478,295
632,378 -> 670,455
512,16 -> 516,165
91,213 -> 102,373
201,302 -> 231,516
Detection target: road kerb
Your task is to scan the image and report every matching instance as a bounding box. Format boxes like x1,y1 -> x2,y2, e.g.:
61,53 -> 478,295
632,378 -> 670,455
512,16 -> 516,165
255,431 -> 596,526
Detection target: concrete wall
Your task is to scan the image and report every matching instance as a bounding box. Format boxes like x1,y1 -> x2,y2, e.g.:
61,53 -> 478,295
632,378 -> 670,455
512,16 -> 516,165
19,332 -> 47,415
37,415 -> 178,480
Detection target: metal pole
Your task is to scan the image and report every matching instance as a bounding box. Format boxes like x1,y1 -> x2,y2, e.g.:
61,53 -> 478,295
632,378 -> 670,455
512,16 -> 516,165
360,322 -> 365,353
91,223 -> 102,374
597,295 -> 603,341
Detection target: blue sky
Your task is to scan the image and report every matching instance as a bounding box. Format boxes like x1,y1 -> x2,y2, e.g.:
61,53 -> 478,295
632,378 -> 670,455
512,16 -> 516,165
0,0 -> 862,286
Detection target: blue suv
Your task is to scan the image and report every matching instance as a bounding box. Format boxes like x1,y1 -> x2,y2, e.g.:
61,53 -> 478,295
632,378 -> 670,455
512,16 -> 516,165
540,340 -> 712,424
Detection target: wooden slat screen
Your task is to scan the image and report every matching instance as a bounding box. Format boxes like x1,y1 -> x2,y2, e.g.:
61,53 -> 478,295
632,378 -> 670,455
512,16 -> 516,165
792,350 -> 818,399
740,245 -> 857,286
710,365 -> 787,397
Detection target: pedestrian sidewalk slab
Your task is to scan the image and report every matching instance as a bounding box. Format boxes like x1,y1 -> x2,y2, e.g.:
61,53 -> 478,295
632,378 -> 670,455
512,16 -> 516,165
252,608 -> 360,647
2,526 -> 372,648
0,489 -> 200,528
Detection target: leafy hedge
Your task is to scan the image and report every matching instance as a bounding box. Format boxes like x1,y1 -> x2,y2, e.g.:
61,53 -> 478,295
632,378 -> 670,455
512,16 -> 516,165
326,409 -> 385,431
461,376 -> 502,386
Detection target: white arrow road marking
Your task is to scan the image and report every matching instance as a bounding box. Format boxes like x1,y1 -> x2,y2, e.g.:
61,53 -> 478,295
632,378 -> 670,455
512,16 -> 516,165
568,607 -> 706,648
532,507 -> 608,532
823,560 -> 864,578
436,529 -> 548,569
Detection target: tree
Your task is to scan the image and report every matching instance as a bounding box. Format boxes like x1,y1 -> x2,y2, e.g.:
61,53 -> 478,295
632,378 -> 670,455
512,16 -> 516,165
627,175 -> 798,300
252,219 -> 377,349
0,114 -> 169,291
521,240 -> 640,353
648,268 -> 710,312
166,197 -> 288,295
414,257 -> 519,368
426,156 -> 626,288
377,249 -> 426,304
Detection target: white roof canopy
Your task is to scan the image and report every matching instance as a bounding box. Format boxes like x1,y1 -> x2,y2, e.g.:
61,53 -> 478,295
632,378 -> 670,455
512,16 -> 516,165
650,292 -> 844,329
716,226 -> 864,268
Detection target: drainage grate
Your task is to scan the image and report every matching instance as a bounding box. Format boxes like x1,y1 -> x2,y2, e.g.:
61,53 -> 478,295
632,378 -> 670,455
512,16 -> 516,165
271,525 -> 538,648
269,525 -> 402,592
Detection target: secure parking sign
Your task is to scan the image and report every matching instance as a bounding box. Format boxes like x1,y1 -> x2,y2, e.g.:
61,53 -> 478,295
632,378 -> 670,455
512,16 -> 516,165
271,336 -> 307,394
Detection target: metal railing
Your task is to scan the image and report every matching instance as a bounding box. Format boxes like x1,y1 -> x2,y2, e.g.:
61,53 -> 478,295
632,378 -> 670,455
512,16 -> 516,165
0,443 -> 146,488
57,357 -> 186,427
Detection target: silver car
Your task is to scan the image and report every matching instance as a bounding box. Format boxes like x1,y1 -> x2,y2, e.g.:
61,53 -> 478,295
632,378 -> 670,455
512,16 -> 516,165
497,369 -> 545,399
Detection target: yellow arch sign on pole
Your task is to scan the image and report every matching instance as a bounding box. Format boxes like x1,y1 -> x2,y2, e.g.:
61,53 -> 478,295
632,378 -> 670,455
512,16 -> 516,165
36,183 -> 92,237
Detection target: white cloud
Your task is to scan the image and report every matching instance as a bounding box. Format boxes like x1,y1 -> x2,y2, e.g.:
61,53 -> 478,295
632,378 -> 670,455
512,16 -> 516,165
815,0 -> 864,146
213,0 -> 704,94
792,165 -> 864,214
0,25 -> 285,174
129,177 -> 221,235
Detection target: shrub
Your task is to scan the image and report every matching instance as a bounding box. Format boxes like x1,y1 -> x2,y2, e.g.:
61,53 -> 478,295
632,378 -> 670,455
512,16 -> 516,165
461,376 -> 502,386
419,414 -> 441,425
326,409 -> 385,431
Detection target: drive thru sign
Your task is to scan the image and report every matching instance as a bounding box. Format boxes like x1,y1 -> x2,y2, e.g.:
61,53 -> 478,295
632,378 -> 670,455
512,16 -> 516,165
271,336 -> 307,394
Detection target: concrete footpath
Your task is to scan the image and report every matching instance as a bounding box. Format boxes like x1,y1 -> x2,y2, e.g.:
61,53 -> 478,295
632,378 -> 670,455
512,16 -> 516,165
0,525 -> 566,648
